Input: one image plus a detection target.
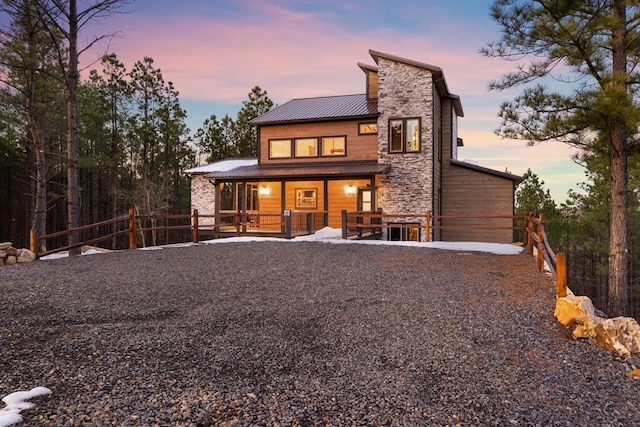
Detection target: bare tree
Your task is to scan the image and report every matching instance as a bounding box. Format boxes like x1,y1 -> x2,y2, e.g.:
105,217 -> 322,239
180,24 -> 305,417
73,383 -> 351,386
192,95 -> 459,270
35,0 -> 130,254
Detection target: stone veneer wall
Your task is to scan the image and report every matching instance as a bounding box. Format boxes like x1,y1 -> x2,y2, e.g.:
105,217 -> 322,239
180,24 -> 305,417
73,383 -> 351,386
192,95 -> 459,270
376,58 -> 434,242
190,175 -> 216,228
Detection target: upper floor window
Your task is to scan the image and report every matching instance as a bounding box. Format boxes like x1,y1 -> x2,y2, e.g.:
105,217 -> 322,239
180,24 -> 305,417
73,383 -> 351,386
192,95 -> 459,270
295,138 -> 318,157
322,136 -> 346,156
269,139 -> 292,158
389,118 -> 421,153
358,122 -> 377,135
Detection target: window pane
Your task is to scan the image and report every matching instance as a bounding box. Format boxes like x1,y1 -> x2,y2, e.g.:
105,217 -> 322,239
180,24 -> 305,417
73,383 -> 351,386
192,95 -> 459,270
359,123 -> 377,134
390,120 -> 403,152
405,119 -> 420,151
322,136 -> 346,156
220,182 -> 234,210
295,138 -> 318,157
269,139 -> 291,158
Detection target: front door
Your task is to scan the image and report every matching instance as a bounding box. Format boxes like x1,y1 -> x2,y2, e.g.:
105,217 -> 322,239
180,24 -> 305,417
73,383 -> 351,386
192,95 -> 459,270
357,189 -> 372,212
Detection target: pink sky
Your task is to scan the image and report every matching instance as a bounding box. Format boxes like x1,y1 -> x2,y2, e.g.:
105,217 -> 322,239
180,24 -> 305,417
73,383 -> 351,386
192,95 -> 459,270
85,0 -> 586,202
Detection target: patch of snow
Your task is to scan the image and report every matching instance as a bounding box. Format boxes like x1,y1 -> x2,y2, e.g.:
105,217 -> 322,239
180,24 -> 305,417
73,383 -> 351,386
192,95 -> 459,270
184,158 -> 257,174
0,387 -> 51,427
462,159 -> 480,166
40,227 -> 524,258
40,248 -> 103,260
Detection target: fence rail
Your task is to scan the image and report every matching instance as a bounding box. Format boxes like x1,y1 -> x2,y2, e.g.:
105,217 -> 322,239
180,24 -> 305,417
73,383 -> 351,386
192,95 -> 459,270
525,212 -> 567,298
31,209 -> 328,258
341,210 -> 525,240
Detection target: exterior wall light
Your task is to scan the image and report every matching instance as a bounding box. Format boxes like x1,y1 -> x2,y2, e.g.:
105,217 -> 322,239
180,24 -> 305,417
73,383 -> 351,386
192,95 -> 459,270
259,186 -> 270,196
344,185 -> 357,196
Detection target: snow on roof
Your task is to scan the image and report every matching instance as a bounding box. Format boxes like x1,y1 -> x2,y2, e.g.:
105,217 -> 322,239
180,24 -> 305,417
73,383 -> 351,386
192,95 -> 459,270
184,158 -> 257,174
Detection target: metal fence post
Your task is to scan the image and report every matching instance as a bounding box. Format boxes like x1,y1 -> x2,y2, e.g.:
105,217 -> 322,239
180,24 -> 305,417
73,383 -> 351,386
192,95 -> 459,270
284,211 -> 292,239
341,210 -> 348,239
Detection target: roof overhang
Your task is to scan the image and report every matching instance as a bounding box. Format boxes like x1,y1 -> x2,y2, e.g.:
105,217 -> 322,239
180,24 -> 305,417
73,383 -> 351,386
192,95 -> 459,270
205,162 -> 391,181
451,159 -> 523,183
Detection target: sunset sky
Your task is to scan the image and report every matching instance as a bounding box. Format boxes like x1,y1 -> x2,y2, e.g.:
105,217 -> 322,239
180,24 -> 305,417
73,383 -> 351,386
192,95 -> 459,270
86,0 -> 587,202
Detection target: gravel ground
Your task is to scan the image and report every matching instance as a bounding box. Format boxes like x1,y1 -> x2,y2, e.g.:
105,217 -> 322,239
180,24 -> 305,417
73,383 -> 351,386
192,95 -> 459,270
1,241 -> 639,426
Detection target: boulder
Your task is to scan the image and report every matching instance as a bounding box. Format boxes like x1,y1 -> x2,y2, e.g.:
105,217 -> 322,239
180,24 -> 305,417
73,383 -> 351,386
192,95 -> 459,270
5,246 -> 17,256
16,248 -> 36,263
554,296 -> 595,327
593,317 -> 640,357
0,242 -> 12,250
4,255 -> 16,265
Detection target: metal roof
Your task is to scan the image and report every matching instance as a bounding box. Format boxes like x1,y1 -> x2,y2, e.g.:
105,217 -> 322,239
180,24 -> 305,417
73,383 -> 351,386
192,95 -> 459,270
184,158 -> 257,175
250,94 -> 378,125
450,159 -> 522,182
204,162 -> 390,180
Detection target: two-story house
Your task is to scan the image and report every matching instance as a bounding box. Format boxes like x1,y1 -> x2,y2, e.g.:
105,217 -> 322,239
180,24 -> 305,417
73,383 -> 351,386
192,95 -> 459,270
186,49 -> 521,243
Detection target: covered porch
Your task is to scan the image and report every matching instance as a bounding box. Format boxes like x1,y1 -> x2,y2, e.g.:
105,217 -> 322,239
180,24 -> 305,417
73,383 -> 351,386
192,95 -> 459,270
205,162 -> 389,237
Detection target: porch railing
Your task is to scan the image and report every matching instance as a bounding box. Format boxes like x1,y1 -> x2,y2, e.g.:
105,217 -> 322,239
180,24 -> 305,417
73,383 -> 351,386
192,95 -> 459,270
341,210 -> 524,240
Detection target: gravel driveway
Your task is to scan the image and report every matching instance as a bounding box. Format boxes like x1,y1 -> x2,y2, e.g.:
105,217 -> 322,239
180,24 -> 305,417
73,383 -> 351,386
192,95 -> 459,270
1,241 -> 639,426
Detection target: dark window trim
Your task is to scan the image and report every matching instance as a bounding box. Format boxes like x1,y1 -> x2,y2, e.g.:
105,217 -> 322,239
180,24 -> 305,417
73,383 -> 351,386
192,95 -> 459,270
268,138 -> 292,159
294,137 -> 319,158
268,135 -> 348,159
320,135 -> 347,157
388,117 -> 422,154
358,122 -> 378,135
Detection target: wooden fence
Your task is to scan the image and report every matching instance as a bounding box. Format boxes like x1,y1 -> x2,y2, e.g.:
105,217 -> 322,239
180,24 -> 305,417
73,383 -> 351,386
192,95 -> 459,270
525,212 -> 567,298
341,210 -> 523,241
30,209 -> 328,258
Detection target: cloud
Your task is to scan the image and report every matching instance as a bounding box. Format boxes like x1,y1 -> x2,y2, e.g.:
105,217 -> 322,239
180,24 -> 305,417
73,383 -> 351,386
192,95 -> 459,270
96,0 -> 507,105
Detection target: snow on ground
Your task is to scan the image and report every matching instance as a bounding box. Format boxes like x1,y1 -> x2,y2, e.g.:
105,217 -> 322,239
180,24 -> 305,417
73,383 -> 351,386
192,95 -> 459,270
0,387 -> 51,427
41,227 -> 524,260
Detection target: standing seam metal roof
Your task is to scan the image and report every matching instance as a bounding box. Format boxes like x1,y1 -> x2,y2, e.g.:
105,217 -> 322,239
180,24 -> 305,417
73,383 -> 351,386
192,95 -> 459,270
250,94 -> 378,125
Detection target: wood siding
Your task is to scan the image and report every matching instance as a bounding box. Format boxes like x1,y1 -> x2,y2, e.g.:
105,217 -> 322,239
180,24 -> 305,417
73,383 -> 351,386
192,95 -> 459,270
367,70 -> 378,100
258,120 -> 378,164
441,164 -> 515,243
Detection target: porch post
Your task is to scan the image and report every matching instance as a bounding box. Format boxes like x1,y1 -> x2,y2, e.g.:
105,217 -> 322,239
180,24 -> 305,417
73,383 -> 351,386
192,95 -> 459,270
213,181 -> 221,237
323,179 -> 329,227
241,182 -> 248,233
281,181 -> 286,235
369,177 -> 376,211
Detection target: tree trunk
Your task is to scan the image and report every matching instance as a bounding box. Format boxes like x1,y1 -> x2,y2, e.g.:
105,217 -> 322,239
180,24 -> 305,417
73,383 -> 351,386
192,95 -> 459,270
25,81 -> 47,253
66,0 -> 81,255
607,0 -> 629,317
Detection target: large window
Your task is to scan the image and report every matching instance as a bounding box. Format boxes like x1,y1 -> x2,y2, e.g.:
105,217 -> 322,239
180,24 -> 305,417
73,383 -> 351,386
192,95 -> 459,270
220,182 -> 259,211
295,138 -> 318,157
322,136 -> 346,156
269,139 -> 292,158
270,135 -> 346,158
389,118 -> 421,153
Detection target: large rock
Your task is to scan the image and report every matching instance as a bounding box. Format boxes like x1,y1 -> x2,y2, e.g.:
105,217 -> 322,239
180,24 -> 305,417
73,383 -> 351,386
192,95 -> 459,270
554,296 -> 595,327
593,317 -> 640,357
0,242 -> 12,250
16,248 -> 36,263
